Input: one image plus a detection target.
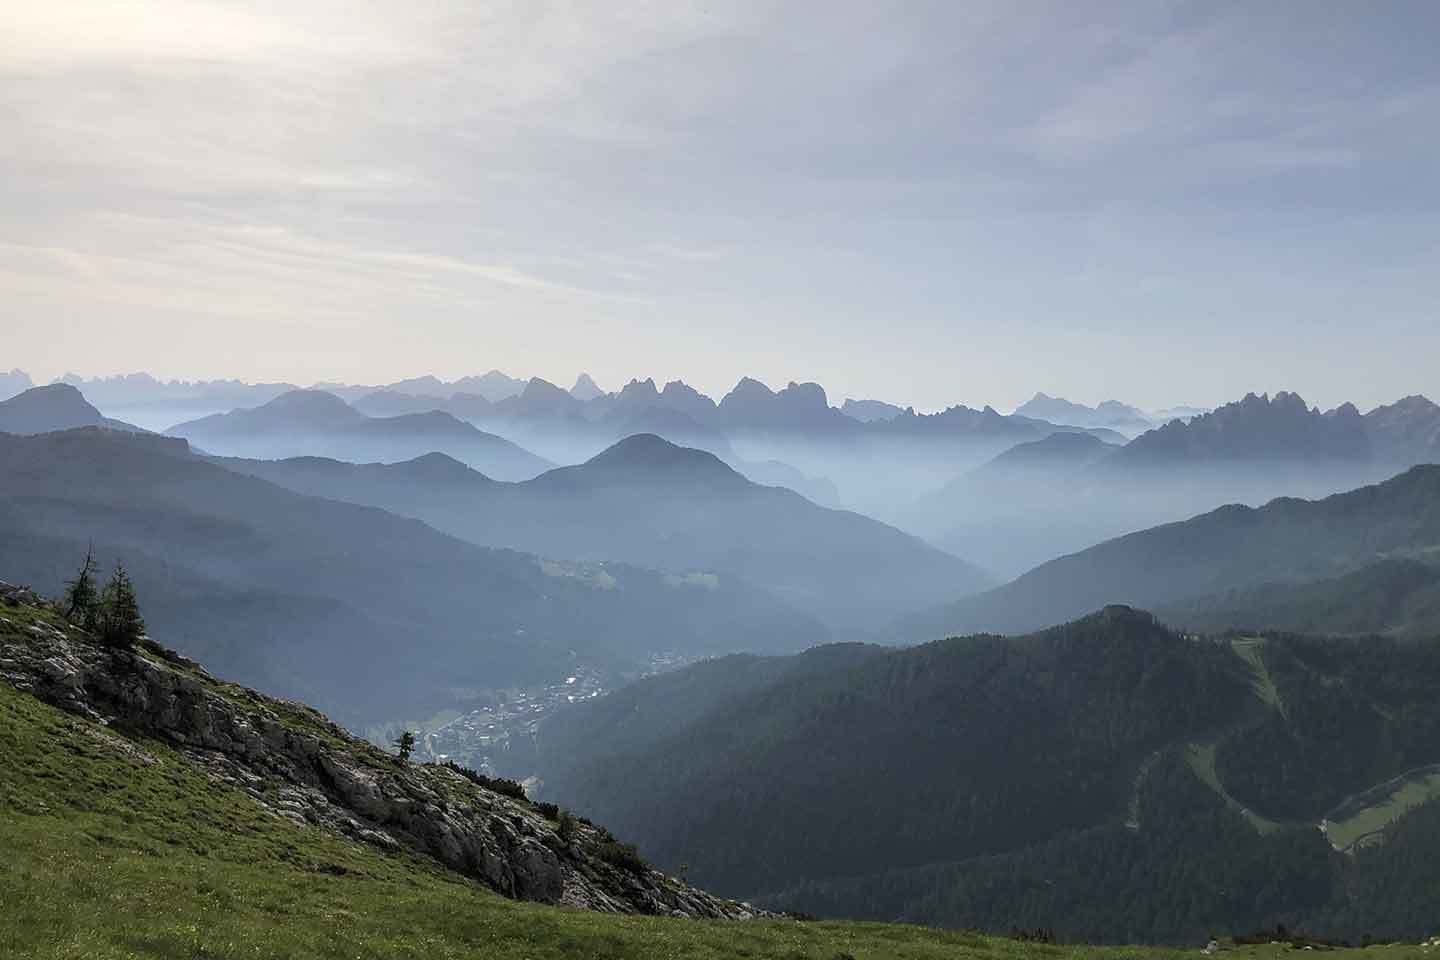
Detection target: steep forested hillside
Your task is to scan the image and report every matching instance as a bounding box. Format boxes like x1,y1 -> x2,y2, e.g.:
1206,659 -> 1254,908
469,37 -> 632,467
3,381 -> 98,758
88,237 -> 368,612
536,610 -> 1440,944
1159,557 -> 1440,638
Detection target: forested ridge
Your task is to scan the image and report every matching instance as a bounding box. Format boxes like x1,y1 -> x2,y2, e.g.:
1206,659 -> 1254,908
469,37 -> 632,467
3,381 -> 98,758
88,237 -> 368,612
539,610 -> 1440,945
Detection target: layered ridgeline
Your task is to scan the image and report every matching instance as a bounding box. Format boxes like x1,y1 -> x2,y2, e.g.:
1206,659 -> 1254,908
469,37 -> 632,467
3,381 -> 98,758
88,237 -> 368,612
904,463 -> 1440,640
163,377 -> 1125,520
167,389 -> 554,481
906,392 -> 1440,578
0,428 -> 826,725
217,434 -> 991,633
342,375 -> 1124,521
535,608 -> 1440,945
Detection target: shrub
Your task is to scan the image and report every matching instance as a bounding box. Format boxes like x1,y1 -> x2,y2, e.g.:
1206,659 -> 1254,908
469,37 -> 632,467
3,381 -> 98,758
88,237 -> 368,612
556,808 -> 577,845
440,761 -> 527,801
593,838 -> 648,875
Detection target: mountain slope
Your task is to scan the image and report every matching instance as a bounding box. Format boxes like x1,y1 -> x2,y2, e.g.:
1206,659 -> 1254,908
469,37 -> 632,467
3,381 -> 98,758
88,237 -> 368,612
0,384 -> 144,435
540,608 -> 1252,897
905,464 -> 1440,639
536,607 -> 1440,945
0,428 -> 826,724
167,389 -> 553,480
901,390 -> 1435,582
223,434 -> 992,632
1365,395 -> 1440,467
0,590 -> 759,917
901,432 -> 1123,577
0,588 -> 1291,959
1157,556 -> 1440,639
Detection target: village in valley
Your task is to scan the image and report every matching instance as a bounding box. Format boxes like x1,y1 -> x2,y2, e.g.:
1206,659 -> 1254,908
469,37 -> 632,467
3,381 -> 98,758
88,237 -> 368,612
414,651 -> 700,784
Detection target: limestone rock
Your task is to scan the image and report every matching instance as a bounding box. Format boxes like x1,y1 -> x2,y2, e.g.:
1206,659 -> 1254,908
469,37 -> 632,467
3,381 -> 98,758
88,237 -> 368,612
0,592 -> 768,921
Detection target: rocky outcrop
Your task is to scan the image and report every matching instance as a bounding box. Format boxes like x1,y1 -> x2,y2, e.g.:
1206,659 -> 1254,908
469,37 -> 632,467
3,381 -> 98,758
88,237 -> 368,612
0,584 -> 765,920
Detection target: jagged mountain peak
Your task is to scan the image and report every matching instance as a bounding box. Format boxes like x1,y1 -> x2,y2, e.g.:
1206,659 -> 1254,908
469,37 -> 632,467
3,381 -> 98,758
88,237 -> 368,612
722,376 -> 775,402
1117,388 -> 1371,462
570,372 -> 605,401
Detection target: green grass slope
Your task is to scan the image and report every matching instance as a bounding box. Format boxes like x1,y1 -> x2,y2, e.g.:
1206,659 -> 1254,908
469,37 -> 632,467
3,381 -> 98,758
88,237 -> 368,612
0,648 -> 1144,960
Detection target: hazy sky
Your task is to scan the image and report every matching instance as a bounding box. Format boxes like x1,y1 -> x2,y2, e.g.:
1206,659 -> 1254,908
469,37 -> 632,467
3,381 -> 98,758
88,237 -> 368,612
3,1 -> 1437,412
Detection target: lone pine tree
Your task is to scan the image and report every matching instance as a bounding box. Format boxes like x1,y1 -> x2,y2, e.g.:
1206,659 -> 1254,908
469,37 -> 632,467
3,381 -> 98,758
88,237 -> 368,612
99,563 -> 145,649
64,545 -> 100,631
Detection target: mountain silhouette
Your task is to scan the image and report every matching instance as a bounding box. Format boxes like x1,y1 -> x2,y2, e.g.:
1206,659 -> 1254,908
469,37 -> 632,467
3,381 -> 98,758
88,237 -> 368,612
1111,391 -> 1371,463
1014,393 -> 1153,434
904,463 -> 1440,638
168,390 -> 551,480
224,433 -> 991,633
0,384 -> 144,435
840,398 -> 906,422
0,369 -> 33,401
0,427 -> 824,723
1364,394 -> 1440,466
570,372 -> 605,401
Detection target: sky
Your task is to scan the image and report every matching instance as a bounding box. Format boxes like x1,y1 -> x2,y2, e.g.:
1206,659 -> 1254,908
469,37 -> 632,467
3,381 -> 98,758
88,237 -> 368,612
3,0 -> 1438,413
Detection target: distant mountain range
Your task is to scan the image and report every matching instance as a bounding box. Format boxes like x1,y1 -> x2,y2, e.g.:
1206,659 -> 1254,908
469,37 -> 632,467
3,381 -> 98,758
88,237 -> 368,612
903,462 -> 1440,639
20,372 -> 1440,533
536,605 -> 1440,944
166,390 -> 554,481
0,427 -> 826,724
905,391 -> 1440,577
1112,391 -> 1369,463
839,398 -> 906,422
1013,393 -> 1159,436
0,369 -> 33,401
220,434 -> 991,633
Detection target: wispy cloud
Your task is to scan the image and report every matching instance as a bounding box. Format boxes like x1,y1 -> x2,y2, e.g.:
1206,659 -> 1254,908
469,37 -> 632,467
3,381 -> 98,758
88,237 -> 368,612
2,1 -> 1439,407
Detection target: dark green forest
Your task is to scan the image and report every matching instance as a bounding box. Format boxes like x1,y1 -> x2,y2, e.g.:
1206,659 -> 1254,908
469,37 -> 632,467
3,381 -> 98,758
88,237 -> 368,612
538,610 -> 1440,945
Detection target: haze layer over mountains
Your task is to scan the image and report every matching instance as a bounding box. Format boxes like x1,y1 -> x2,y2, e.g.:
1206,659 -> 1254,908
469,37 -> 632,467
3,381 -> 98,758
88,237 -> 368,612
5,362 -> 1440,947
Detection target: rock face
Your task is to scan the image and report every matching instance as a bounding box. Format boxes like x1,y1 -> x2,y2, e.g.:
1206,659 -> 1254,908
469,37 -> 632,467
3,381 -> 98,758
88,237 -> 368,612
0,584 -> 764,920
